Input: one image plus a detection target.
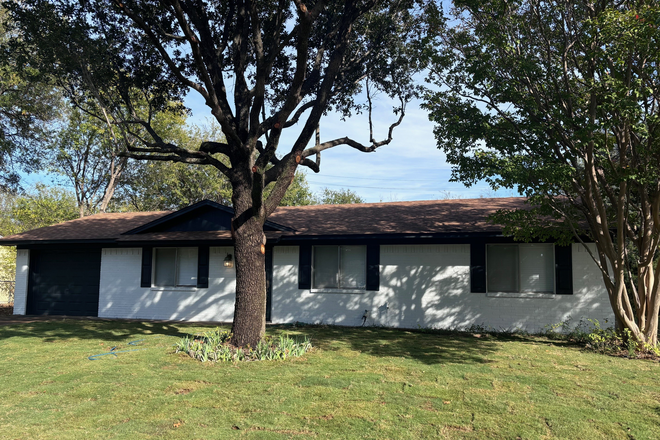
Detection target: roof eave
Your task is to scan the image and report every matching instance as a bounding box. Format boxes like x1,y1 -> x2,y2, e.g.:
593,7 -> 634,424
0,238 -> 118,247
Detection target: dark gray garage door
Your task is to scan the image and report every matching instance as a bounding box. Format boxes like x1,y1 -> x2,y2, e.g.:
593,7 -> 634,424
27,249 -> 101,316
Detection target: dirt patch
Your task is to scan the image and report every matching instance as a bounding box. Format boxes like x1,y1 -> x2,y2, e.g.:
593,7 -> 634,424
0,304 -> 13,316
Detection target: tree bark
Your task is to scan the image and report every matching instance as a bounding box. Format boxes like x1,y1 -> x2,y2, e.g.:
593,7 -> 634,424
230,220 -> 267,347
229,175 -> 267,347
99,155 -> 127,213
230,219 -> 267,347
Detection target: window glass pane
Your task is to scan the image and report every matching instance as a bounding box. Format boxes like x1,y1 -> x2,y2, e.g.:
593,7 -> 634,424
340,246 -> 366,289
313,246 -> 339,288
519,244 -> 554,293
177,247 -> 198,286
487,245 -> 519,292
154,248 -> 176,287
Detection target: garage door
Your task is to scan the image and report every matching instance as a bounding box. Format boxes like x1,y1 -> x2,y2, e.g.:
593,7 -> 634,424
27,249 -> 101,316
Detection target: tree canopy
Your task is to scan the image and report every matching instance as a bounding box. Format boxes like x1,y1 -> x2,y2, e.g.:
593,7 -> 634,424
5,0 -> 436,345
316,187 -> 364,204
426,0 -> 660,345
0,6 -> 61,190
0,185 -> 78,285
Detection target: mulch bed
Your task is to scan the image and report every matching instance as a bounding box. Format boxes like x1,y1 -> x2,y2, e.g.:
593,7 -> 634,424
0,304 -> 13,316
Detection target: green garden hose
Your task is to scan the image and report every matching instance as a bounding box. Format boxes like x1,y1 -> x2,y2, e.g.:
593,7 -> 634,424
87,337 -> 167,360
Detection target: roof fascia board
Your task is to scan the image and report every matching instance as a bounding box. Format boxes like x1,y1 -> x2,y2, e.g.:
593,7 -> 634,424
10,239 -> 117,247
278,232 -> 506,242
276,233 -> 594,245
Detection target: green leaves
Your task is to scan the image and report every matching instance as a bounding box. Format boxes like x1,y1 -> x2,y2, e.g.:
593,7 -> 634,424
425,0 -> 660,222
0,184 -> 78,237
175,328 -> 312,363
425,0 -> 660,344
0,6 -> 62,190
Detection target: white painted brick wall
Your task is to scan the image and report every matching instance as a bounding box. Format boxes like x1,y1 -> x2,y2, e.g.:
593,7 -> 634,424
98,247 -> 236,321
271,243 -> 614,332
12,250 -> 29,315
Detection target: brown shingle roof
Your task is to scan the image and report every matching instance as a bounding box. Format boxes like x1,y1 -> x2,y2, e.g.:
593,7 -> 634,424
0,211 -> 169,242
0,197 -> 529,244
269,197 -> 527,235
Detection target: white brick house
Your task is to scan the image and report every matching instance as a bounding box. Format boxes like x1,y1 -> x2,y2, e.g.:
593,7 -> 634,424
1,198 -> 613,332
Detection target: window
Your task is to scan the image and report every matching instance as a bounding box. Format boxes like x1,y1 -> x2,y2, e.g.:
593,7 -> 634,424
487,244 -> 554,293
153,247 -> 198,287
312,245 -> 366,290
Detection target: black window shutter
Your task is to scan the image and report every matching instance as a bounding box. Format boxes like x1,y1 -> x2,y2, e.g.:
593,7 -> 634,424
555,245 -> 573,294
470,242 -> 487,293
298,245 -> 312,289
197,246 -> 210,288
366,244 -> 380,291
140,247 -> 153,288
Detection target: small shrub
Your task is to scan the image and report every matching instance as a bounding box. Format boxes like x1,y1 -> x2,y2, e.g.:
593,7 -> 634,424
541,317 -> 594,343
175,328 -> 312,363
584,319 -> 622,352
539,318 -> 660,359
465,323 -> 496,334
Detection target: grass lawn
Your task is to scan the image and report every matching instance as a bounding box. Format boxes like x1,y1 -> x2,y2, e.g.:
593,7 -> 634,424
0,320 -> 659,439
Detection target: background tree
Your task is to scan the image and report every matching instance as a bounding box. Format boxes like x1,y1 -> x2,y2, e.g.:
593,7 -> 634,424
118,161 -> 233,211
425,0 -> 660,345
315,187 -> 364,204
0,184 -> 78,236
7,0 -> 435,346
272,172 -> 316,207
51,107 -> 124,217
52,106 -> 201,215
0,184 -> 78,295
0,6 -> 61,190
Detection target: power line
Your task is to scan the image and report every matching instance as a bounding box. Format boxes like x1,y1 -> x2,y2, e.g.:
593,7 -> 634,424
307,173 -> 438,183
309,182 -> 443,191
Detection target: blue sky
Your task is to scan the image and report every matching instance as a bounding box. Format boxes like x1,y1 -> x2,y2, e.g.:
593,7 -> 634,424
184,91 -> 518,203
23,84 -> 518,204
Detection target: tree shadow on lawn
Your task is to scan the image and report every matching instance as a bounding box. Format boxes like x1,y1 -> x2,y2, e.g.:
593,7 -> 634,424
0,319 -> 580,366
273,324 -> 506,366
0,318 -> 200,343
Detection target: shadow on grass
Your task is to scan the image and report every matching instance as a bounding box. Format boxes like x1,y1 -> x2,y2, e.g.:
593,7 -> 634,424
269,324 -> 505,366
0,319 -> 198,343
0,319 -> 580,366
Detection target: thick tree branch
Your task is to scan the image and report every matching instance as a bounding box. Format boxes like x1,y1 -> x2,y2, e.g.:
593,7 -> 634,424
283,101 -> 316,129
301,98 -> 405,158
122,142 -> 231,175
199,141 -> 232,156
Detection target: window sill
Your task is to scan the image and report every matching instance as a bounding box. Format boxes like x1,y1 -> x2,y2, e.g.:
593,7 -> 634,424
150,286 -> 199,292
310,288 -> 367,294
486,292 -> 556,299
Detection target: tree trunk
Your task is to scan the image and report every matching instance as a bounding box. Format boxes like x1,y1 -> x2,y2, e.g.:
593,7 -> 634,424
99,156 -> 126,213
230,172 -> 268,347
230,218 -> 267,347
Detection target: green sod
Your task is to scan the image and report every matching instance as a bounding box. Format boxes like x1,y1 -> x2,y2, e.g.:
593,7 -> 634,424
0,320 -> 658,439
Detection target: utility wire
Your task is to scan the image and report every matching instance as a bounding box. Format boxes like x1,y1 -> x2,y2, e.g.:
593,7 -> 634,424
308,182 -> 445,191
307,173 -> 439,182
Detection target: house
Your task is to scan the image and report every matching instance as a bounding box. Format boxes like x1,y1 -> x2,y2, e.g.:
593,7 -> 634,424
0,198 -> 613,331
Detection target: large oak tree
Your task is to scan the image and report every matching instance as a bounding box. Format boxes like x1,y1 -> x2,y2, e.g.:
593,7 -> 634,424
425,0 -> 660,345
5,0 -> 435,345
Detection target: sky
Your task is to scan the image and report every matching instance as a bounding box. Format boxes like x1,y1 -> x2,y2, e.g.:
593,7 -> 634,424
22,70 -> 519,205
22,0 -> 520,205
183,91 -> 518,204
